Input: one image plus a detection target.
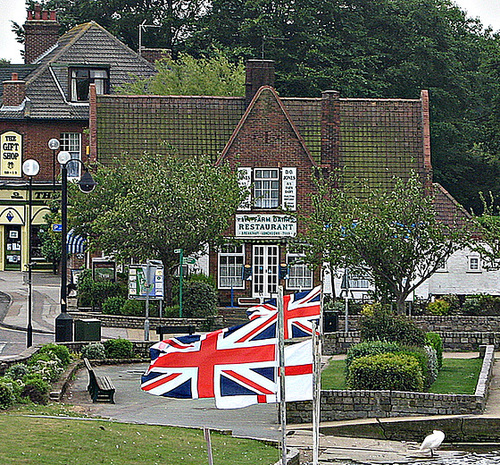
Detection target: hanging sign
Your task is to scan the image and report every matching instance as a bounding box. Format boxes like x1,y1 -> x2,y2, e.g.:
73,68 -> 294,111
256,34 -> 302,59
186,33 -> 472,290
1,131 -> 22,177
235,214 -> 297,237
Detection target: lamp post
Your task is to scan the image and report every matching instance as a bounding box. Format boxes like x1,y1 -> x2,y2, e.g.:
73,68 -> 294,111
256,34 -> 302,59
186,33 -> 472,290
47,138 -> 60,194
55,151 -> 97,342
22,159 -> 40,348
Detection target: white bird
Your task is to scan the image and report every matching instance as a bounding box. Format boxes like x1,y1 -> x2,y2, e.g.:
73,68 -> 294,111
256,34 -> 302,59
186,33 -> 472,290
419,430 -> 445,457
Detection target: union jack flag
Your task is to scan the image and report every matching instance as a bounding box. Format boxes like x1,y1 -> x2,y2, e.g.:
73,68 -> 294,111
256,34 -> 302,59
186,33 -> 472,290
141,314 -> 313,409
246,286 -> 322,339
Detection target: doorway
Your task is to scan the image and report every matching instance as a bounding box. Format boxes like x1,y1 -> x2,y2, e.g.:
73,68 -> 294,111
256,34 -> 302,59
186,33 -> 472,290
252,245 -> 279,298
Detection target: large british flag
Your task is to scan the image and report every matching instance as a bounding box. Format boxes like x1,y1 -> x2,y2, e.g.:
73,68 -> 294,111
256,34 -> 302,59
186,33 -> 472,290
141,314 -> 313,409
246,286 -> 322,339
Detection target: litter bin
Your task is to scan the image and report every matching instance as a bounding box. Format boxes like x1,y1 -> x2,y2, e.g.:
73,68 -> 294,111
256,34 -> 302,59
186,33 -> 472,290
74,318 -> 101,341
323,311 -> 338,332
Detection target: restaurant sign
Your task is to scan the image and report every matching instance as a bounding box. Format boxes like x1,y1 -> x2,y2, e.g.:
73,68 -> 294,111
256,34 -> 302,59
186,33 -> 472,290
235,214 -> 297,237
1,131 -> 22,178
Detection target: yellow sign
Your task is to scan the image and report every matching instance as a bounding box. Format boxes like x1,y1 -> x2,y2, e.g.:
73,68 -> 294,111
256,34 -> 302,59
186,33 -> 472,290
1,131 -> 22,177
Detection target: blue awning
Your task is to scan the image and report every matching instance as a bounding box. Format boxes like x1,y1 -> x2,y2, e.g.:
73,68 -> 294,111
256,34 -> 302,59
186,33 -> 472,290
67,229 -> 86,254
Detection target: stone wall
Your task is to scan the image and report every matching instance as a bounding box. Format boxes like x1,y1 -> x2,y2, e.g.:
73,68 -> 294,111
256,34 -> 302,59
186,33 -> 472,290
287,345 -> 495,424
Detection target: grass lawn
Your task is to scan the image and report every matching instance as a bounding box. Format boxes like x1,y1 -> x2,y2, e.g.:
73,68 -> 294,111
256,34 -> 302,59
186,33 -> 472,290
0,405 -> 279,465
321,357 -> 482,394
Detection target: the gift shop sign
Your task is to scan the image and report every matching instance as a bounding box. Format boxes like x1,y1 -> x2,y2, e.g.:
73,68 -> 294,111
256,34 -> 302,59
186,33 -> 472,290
1,131 -> 22,177
236,214 -> 297,237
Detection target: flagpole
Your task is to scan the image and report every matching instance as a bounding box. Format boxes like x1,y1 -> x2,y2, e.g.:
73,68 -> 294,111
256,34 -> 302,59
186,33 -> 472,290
312,317 -> 321,464
277,285 -> 287,465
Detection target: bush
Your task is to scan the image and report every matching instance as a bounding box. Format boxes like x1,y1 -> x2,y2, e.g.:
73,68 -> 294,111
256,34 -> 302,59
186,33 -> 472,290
39,343 -> 71,367
0,376 -> 23,403
5,363 -> 29,381
396,346 -> 433,390
425,332 -> 443,369
187,273 -> 216,288
360,305 -> 426,347
0,379 -> 15,409
347,353 -> 424,392
121,299 -> 143,317
21,374 -> 49,405
439,294 -> 461,313
81,342 -> 106,360
102,296 -> 127,315
346,341 -> 401,372
30,359 -> 64,383
183,281 -> 217,318
77,270 -> 126,309
462,294 -> 500,316
103,338 -> 134,359
28,352 -> 61,368
427,299 -> 451,316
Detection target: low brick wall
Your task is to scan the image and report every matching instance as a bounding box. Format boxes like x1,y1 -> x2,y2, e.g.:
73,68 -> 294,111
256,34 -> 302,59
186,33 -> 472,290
323,331 -> 500,354
287,345 -> 495,424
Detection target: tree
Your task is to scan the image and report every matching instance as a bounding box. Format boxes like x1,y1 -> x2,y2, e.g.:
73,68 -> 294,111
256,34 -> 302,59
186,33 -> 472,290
299,171 -> 472,313
120,50 -> 245,96
471,192 -> 500,270
68,152 -> 244,303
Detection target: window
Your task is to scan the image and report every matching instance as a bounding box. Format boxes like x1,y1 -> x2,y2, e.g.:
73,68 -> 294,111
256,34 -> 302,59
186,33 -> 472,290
70,67 -> 109,102
60,133 -> 81,178
254,169 -> 279,209
348,275 -> 370,289
286,253 -> 313,290
218,245 -> 245,289
435,259 -> 447,272
30,225 -> 43,259
468,256 -> 481,272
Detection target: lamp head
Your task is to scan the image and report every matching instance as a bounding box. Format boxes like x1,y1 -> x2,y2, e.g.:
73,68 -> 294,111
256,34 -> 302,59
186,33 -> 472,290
22,159 -> 40,177
78,170 -> 97,193
48,138 -> 60,150
57,151 -> 71,164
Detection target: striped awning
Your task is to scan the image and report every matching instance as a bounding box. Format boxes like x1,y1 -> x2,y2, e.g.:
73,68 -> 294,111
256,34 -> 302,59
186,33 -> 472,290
67,229 -> 86,254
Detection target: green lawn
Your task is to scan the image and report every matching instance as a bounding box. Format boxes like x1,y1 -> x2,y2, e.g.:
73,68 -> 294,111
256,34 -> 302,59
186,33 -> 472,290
0,406 -> 278,465
321,357 -> 483,394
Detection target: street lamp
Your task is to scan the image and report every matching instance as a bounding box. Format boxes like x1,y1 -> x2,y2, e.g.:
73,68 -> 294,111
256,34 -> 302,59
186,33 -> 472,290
55,152 -> 97,342
22,159 -> 40,348
47,138 -> 60,194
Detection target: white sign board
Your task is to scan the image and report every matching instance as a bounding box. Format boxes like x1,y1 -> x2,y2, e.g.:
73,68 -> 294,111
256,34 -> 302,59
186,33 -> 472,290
281,167 -> 296,210
235,214 -> 297,237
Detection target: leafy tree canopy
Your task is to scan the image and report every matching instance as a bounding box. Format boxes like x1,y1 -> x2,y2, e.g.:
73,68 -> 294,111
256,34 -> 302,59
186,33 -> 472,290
298,171 -> 472,313
68,152 -> 245,302
120,50 -> 245,96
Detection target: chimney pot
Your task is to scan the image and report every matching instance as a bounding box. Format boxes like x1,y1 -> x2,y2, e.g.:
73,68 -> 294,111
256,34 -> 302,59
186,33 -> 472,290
11,73 -> 18,81
3,77 -> 26,107
42,10 -> 48,20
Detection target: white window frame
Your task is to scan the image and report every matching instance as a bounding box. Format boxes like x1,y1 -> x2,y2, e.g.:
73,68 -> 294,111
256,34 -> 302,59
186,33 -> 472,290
286,253 -> 313,291
70,67 -> 109,102
468,255 -> 482,273
348,274 -> 370,289
60,133 -> 81,179
254,168 -> 280,209
218,244 -> 245,289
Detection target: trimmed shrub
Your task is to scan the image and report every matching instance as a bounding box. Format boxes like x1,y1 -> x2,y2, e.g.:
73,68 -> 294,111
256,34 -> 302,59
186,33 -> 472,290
121,299 -> 143,317
347,353 -> 424,392
346,341 -> 400,372
427,299 -> 451,316
77,270 -> 126,309
5,363 -> 29,381
425,332 -> 443,369
440,294 -> 461,313
103,338 -> 134,359
21,374 -> 49,405
102,296 -> 127,315
81,342 -> 106,360
183,281 -> 217,318
39,343 -> 71,367
360,305 -> 426,347
188,273 -> 216,288
425,345 -> 439,386
0,379 -> 15,409
396,346 -> 433,389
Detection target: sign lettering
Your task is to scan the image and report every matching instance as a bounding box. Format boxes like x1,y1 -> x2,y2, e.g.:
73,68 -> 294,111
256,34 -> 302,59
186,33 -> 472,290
0,132 -> 22,177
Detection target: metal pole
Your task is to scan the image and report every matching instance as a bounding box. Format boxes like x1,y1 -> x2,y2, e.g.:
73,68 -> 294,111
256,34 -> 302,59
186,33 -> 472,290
55,162 -> 73,342
144,261 -> 150,341
312,319 -> 321,465
277,286 -> 287,465
52,149 -> 56,193
179,249 -> 183,318
27,176 -> 33,348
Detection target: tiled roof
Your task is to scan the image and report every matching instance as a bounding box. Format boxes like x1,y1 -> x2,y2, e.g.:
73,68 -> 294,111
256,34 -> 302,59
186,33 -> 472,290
96,93 -> 426,189
0,22 -> 156,120
433,183 -> 471,229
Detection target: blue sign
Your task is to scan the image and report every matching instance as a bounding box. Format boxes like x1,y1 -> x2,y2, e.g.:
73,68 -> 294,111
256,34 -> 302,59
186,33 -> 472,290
52,224 -> 62,232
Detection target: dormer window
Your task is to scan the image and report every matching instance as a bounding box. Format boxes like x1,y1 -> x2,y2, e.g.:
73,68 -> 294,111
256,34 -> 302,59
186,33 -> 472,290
70,67 -> 109,102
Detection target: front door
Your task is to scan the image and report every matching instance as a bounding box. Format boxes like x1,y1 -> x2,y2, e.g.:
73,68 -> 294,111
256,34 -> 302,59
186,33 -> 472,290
5,225 -> 21,270
252,245 -> 279,298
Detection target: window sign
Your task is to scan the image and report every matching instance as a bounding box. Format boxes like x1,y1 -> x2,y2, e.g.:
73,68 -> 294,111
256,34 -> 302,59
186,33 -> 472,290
1,131 -> 22,177
281,167 -> 296,210
237,167 -> 252,211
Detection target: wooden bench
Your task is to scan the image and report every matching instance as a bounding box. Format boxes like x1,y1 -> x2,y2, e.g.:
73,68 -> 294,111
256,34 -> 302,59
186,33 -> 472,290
83,358 -> 115,403
156,325 -> 195,340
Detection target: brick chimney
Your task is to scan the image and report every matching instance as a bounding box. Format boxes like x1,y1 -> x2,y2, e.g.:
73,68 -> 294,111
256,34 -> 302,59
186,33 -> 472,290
321,90 -> 341,170
140,48 -> 171,64
24,3 -> 59,64
2,73 -> 26,107
245,60 -> 275,106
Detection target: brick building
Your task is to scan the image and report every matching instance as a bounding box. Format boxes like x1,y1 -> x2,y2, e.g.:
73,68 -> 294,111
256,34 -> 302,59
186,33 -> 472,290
0,4 -> 156,271
91,60 -> 435,304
